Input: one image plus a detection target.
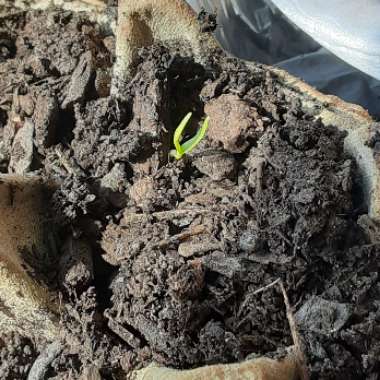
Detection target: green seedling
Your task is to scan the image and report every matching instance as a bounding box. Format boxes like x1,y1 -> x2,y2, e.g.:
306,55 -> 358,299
170,112 -> 210,160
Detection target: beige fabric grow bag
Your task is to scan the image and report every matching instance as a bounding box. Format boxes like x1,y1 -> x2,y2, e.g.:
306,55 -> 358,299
0,1 -> 379,379
0,175 -> 58,340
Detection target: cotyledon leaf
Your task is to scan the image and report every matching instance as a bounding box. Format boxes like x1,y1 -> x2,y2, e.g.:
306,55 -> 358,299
171,112 -> 210,160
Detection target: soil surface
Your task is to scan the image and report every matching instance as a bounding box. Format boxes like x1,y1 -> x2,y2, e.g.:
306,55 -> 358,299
0,5 -> 379,380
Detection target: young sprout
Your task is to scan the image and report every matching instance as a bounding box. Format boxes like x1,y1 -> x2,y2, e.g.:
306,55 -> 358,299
170,112 -> 210,160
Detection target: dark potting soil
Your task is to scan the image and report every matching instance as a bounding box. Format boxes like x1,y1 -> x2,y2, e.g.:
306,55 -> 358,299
0,7 -> 379,380
0,332 -> 37,379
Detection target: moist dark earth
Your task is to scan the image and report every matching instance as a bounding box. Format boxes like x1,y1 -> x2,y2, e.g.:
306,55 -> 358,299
0,6 -> 379,380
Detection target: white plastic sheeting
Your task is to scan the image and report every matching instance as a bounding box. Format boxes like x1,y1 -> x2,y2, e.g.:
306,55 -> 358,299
186,0 -> 380,117
270,0 -> 380,80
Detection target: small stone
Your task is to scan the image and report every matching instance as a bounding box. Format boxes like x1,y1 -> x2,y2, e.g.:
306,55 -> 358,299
205,94 -> 264,153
